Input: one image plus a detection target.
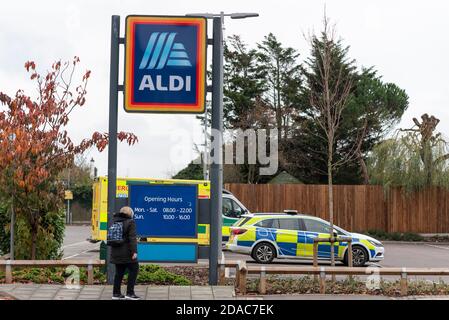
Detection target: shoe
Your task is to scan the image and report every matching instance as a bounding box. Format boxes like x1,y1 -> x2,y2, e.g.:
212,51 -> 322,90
125,294 -> 141,300
112,294 -> 125,300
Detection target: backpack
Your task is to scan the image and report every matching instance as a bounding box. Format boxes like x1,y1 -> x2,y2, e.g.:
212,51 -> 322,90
107,221 -> 126,247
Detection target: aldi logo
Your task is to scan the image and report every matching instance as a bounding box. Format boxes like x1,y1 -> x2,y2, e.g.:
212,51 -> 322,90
125,16 -> 207,113
138,32 -> 192,69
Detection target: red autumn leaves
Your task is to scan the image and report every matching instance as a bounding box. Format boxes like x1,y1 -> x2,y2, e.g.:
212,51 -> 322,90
0,57 -> 138,194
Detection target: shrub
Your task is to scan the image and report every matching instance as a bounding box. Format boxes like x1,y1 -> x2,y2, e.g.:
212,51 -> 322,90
13,210 -> 65,260
0,203 -> 65,259
365,229 -> 423,242
137,265 -> 191,285
0,202 -> 10,255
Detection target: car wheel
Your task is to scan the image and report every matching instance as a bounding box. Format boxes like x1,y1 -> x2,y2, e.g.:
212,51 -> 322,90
252,242 -> 276,264
344,245 -> 369,267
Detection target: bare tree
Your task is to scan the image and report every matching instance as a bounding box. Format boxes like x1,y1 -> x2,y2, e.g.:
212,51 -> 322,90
306,16 -> 363,267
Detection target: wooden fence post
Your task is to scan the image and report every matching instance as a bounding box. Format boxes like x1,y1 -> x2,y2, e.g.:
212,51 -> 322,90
218,265 -> 226,285
313,241 -> 318,267
235,262 -> 240,288
400,268 -> 408,296
319,267 -> 326,294
218,256 -> 226,285
87,262 -> 93,285
5,260 -> 12,284
347,240 -> 353,281
313,241 -> 318,281
258,267 -> 267,294
348,241 -> 353,268
237,261 -> 247,295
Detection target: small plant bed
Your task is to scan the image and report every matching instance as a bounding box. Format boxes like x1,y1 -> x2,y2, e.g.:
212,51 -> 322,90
363,230 -> 449,242
0,265 -> 215,286
242,276 -> 449,296
0,267 -> 106,285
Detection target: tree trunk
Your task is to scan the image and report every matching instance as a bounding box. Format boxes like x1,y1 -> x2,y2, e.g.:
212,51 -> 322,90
358,152 -> 369,184
31,223 -> 38,260
328,147 -> 335,269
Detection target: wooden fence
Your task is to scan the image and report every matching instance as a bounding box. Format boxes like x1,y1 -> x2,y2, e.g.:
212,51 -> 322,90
224,184 -> 449,234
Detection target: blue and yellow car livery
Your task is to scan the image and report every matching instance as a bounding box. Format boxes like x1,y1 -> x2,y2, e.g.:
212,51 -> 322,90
225,213 -> 384,266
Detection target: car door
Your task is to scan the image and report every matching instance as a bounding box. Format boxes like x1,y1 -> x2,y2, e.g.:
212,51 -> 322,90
303,218 -> 339,259
276,218 -> 302,257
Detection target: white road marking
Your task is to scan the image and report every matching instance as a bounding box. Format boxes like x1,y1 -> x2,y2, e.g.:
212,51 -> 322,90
368,263 -> 383,268
62,241 -> 91,249
63,248 -> 96,260
424,244 -> 449,250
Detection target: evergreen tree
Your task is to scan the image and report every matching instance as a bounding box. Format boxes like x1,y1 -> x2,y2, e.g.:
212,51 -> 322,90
285,31 -> 408,184
256,33 -> 303,140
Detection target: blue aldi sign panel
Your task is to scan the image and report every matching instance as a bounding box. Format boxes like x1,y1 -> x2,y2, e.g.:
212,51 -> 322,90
125,16 -> 207,113
128,184 -> 198,238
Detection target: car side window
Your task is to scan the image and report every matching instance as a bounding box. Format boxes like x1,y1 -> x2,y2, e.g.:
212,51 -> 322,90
278,218 -> 300,231
271,219 -> 280,229
303,219 -> 331,234
255,219 -> 275,228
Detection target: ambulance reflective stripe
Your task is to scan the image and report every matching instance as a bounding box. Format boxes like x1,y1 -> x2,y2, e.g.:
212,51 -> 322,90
222,216 -> 240,241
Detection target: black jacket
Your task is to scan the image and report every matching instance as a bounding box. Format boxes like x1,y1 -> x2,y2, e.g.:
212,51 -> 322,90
110,212 -> 138,264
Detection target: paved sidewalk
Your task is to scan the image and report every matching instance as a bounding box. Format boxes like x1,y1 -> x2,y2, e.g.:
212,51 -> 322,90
0,284 -> 235,300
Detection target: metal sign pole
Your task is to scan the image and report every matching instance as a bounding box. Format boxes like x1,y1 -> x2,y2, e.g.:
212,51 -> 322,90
209,16 -> 224,285
106,15 -> 120,285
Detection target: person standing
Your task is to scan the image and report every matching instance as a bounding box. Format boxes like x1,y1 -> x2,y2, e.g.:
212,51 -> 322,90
109,206 -> 140,300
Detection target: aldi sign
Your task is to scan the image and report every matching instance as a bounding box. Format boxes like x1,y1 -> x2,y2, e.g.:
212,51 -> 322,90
124,15 -> 207,113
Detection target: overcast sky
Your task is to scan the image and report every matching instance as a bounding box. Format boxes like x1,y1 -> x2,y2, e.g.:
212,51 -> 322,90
1,0 -> 448,179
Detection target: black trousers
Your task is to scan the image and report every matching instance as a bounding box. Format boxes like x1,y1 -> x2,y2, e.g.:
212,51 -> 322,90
113,262 -> 139,295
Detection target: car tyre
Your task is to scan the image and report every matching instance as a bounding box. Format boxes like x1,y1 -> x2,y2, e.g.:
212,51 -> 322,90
252,242 -> 276,264
344,245 -> 369,267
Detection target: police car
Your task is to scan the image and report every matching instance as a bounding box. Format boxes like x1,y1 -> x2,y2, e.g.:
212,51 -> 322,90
225,211 -> 384,267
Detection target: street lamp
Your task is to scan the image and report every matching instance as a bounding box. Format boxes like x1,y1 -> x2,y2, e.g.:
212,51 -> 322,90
186,12 -> 258,285
90,157 -> 95,179
8,133 -> 16,260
